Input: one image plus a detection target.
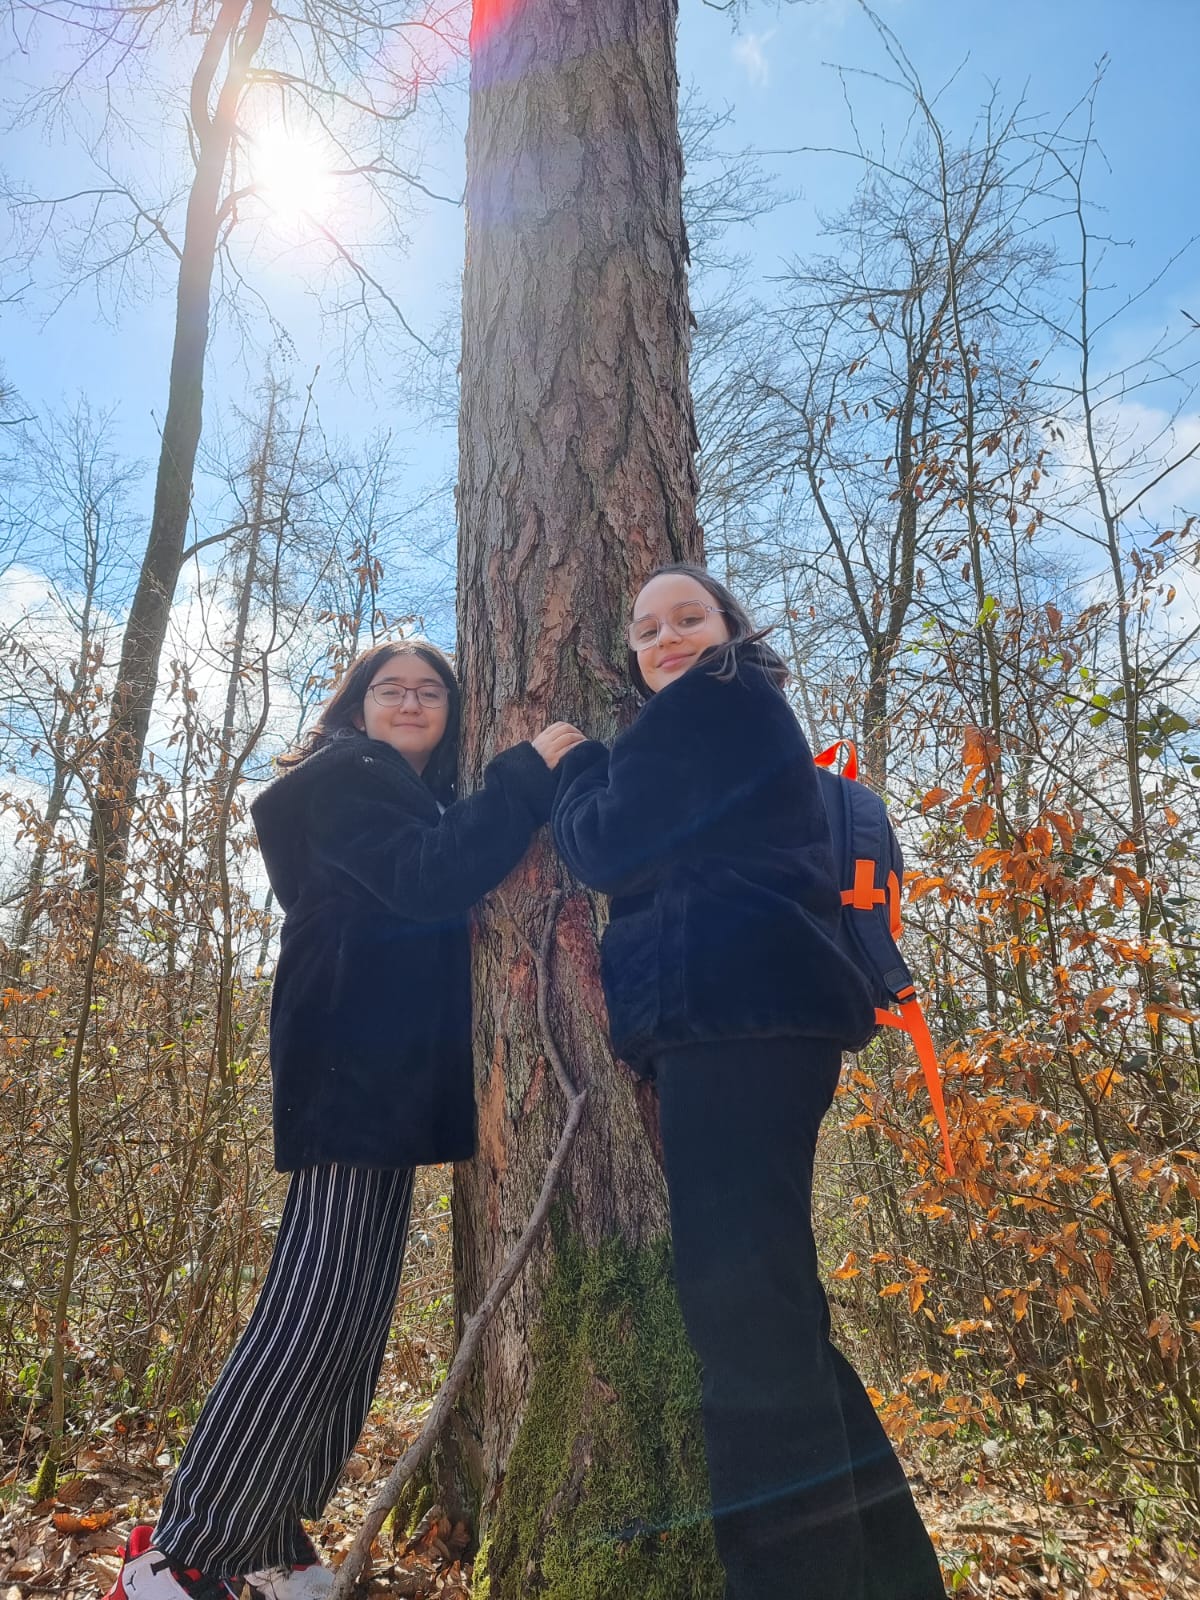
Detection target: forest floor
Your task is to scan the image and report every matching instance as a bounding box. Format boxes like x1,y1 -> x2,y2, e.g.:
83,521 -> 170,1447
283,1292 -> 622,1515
5,1175 -> 1198,1600
3,1369 -> 1198,1600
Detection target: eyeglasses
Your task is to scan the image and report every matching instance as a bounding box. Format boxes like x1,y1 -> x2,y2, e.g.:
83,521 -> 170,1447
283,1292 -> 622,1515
627,602 -> 726,649
366,682 -> 449,709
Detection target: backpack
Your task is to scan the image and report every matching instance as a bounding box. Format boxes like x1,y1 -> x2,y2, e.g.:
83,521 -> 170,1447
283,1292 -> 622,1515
813,740 -> 955,1175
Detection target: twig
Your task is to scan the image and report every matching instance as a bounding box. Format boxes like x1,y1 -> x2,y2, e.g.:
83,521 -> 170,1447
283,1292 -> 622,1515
499,887 -> 578,1105
330,894 -> 586,1598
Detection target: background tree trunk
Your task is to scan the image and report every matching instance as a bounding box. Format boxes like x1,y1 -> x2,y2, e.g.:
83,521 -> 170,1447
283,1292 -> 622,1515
452,0 -> 718,1591
91,0 -> 270,874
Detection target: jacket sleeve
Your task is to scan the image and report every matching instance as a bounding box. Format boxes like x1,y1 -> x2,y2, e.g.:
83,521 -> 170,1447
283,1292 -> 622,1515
552,668 -> 805,895
310,741 -> 557,920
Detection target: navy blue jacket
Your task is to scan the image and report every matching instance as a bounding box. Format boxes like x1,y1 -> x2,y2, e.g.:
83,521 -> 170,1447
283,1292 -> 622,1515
552,649 -> 876,1069
250,731 -> 557,1171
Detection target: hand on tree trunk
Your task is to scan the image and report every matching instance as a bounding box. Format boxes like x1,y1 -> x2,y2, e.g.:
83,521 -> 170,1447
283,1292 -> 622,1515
531,722 -> 587,769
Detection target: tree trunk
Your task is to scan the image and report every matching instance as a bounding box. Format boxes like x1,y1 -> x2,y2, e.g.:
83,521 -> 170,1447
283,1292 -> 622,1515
452,0 -> 719,1592
91,0 -> 270,874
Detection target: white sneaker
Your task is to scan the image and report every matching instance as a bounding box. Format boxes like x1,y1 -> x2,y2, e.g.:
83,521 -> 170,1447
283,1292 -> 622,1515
243,1563 -> 335,1600
105,1527 -> 244,1600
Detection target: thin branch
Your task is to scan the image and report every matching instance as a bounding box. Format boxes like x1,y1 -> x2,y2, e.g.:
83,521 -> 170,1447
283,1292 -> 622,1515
313,221 -> 434,354
1115,436 -> 1200,522
329,893 -> 587,1598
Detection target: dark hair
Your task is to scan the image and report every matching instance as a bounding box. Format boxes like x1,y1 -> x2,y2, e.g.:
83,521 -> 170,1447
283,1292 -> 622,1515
626,563 -> 788,697
278,639 -> 461,804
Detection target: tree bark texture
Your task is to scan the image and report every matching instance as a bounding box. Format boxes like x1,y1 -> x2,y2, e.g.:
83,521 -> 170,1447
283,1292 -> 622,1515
453,0 -> 703,1566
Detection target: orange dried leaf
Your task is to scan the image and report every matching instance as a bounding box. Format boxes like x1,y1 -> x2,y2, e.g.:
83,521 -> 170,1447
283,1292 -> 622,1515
52,1510 -> 116,1535
908,874 -> 946,901
973,847 -> 1008,870
963,803 -> 995,841
1093,1251 -> 1116,1298
962,725 -> 989,769
1083,986 -> 1116,1017
831,1251 -> 861,1281
1046,811 -> 1075,852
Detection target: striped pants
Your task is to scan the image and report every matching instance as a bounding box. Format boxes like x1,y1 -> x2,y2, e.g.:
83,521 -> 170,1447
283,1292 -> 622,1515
155,1165 -> 415,1576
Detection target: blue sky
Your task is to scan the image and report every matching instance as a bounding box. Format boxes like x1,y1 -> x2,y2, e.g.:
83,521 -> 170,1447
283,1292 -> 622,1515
690,0 -> 1197,291
1,0 -> 1197,869
2,0 -> 1198,554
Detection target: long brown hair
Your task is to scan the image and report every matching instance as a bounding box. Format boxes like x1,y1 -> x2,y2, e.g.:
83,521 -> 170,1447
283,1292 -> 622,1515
278,639 -> 461,803
626,563 -> 787,697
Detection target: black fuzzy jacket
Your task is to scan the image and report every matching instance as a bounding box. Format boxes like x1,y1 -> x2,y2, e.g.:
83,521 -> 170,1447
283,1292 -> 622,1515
250,732 -> 557,1171
552,649 -> 876,1069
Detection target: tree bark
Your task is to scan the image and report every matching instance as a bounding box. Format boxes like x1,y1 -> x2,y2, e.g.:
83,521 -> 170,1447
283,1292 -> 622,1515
453,0 -> 710,1587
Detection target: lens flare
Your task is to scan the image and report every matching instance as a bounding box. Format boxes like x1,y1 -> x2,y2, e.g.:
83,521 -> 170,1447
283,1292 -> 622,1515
247,125 -> 337,227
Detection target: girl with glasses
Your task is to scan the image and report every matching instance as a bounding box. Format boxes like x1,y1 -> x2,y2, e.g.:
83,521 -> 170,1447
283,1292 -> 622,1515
109,640 -> 583,1600
553,565 -> 944,1600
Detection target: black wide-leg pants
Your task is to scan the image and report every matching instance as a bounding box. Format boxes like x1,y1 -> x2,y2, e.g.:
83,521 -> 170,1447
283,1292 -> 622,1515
655,1038 -> 944,1600
155,1165 -> 415,1576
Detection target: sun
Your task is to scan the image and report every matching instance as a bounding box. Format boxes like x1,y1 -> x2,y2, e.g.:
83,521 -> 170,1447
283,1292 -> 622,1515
246,123 -> 337,227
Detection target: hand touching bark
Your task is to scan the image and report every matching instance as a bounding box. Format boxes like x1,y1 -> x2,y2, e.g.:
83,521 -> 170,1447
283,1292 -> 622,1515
531,722 -> 587,769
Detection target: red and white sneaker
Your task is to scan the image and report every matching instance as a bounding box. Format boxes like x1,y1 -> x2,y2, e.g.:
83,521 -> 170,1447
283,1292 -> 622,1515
243,1563 -> 334,1600
104,1526 -> 246,1600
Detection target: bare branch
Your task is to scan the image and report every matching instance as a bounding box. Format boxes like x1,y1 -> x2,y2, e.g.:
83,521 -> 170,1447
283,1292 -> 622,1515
330,895 -> 587,1598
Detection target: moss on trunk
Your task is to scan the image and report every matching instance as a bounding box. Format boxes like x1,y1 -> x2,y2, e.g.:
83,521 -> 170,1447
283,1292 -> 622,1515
475,1224 -> 722,1599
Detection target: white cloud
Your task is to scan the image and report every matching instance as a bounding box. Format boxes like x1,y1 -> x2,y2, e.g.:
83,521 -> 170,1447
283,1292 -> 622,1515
0,770 -> 50,922
1104,401 -> 1200,528
0,564 -> 66,629
0,556 -> 317,920
1047,399 -> 1200,535
733,30 -> 775,89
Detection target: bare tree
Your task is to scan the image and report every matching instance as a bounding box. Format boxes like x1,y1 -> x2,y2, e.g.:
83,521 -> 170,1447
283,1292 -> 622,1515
768,89 -> 1057,791
3,0 -> 464,871
0,401 -> 133,956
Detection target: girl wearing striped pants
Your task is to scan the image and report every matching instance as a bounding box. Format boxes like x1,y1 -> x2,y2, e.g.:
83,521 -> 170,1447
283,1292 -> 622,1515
108,640 -> 583,1600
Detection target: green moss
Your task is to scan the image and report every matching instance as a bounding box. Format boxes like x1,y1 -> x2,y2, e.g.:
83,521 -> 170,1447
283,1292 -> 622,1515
472,1533 -> 492,1600
477,1229 -> 723,1600
388,1472 -> 438,1543
30,1450 -> 57,1502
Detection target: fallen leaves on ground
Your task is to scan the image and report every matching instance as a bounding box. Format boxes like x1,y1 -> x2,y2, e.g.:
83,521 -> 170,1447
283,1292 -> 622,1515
3,1404 -> 1198,1599
911,1443 -> 1200,1599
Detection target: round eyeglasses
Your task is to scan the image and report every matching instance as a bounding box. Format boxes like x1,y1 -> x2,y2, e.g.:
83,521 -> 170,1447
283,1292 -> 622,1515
627,602 -> 726,649
366,682 -> 449,709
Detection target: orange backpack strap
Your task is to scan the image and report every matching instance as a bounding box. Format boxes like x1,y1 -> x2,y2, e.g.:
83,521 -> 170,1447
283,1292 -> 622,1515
873,992 -> 955,1175
842,857 -> 887,912
814,739 -> 859,781
886,869 -> 902,938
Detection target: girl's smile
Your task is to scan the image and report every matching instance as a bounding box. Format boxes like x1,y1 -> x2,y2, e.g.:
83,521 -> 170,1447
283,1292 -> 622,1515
355,657 -> 450,774
632,572 -> 732,693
